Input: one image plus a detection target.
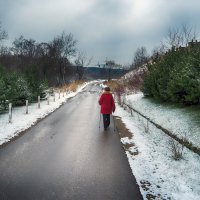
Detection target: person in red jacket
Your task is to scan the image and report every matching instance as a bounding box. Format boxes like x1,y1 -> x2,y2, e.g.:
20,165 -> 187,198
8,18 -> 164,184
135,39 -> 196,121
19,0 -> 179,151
98,86 -> 115,130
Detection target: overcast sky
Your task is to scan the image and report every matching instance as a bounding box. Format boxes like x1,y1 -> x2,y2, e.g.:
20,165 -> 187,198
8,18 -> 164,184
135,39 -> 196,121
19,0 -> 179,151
0,0 -> 200,65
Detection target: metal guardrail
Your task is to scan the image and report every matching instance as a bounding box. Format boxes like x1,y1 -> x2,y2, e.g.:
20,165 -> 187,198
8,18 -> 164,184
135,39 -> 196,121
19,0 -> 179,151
1,91 -> 66,124
122,101 -> 200,156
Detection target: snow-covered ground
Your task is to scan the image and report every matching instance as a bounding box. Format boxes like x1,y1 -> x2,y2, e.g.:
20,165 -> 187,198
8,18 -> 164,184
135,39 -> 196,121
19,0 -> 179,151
1,80 -> 199,199
124,93 -> 200,149
114,93 -> 200,200
0,81 -> 95,146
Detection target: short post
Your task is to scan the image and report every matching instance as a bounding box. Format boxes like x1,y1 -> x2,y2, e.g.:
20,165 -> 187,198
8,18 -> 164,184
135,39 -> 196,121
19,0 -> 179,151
113,93 -> 116,101
9,103 -> 12,123
38,96 -> 40,109
59,91 -> 60,99
112,114 -> 116,132
130,108 -> 133,116
53,93 -> 55,102
117,93 -> 122,106
26,100 -> 28,114
47,94 -> 50,105
63,90 -> 64,97
122,95 -> 125,109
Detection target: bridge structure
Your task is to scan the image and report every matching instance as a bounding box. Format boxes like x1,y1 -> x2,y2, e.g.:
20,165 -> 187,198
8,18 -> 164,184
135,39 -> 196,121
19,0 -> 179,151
83,64 -> 127,80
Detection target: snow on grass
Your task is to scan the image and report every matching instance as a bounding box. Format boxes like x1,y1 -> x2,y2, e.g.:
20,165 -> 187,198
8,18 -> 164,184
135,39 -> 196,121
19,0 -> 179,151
114,98 -> 200,200
125,93 -> 200,149
0,81 -> 93,146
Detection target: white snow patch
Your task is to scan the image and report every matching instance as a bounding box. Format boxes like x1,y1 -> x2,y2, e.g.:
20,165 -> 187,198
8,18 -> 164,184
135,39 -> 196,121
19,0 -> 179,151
125,93 -> 200,149
0,81 -> 93,146
114,101 -> 200,200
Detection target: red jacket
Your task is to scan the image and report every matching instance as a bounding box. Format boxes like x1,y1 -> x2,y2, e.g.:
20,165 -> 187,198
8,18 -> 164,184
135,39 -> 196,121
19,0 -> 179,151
98,92 -> 116,114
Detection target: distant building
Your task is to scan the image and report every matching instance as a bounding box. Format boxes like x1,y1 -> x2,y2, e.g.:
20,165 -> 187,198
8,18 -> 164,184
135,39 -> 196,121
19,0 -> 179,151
188,39 -> 200,48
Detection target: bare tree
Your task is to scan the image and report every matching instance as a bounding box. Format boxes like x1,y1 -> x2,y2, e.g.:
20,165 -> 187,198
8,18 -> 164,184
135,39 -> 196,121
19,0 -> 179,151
182,24 -> 197,45
132,46 -> 148,69
0,28 -> 80,86
151,44 -> 166,61
74,51 -> 93,80
105,60 -> 116,81
75,51 -> 93,67
49,32 -> 77,85
12,36 -> 36,58
0,22 -> 7,42
35,42 -> 49,58
166,24 -> 197,48
35,42 -> 50,78
62,32 -> 77,59
0,22 -> 8,57
167,27 -> 182,48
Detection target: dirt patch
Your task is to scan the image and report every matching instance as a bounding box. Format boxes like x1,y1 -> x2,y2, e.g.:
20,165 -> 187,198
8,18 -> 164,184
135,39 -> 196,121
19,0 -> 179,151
140,180 -> 151,191
140,180 -> 164,200
114,116 -> 168,200
146,193 -> 157,200
113,116 -> 132,139
113,116 -> 139,156
123,103 -> 200,156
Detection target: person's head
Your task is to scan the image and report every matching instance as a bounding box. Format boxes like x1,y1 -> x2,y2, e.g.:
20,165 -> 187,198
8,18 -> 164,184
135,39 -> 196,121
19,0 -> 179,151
104,86 -> 111,92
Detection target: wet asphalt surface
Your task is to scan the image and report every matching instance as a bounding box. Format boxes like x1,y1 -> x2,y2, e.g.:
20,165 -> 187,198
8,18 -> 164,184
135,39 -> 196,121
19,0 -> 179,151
0,83 -> 143,200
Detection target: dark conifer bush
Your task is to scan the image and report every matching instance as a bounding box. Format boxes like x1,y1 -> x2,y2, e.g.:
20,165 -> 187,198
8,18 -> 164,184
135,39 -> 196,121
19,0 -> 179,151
0,64 -> 48,110
142,47 -> 200,105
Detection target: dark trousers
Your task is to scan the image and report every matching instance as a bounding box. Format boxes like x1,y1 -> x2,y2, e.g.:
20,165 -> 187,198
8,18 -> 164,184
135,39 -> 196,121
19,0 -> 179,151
103,114 -> 110,129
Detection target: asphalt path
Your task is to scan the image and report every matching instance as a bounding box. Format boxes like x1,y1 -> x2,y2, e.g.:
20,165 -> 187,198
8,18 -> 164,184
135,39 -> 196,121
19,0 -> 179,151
0,83 -> 143,200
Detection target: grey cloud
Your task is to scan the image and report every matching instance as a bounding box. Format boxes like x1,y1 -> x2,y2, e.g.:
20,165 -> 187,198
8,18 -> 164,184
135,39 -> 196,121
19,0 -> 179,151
0,0 -> 200,65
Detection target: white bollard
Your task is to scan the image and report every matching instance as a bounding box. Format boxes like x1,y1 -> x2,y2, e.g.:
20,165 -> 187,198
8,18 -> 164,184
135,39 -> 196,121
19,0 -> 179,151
59,91 -> 60,99
53,93 -> 55,102
38,96 -> 40,109
47,95 -> 50,105
9,103 -> 12,123
26,100 -> 28,114
130,108 -> 133,116
63,91 -> 64,97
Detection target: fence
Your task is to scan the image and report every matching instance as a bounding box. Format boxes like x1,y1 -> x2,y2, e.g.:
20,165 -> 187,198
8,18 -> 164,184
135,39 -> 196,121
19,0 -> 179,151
3,90 -> 67,124
117,94 -> 200,156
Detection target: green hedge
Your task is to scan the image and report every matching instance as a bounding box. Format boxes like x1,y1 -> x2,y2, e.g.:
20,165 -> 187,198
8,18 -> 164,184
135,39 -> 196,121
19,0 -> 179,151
142,48 -> 200,105
0,64 -> 48,110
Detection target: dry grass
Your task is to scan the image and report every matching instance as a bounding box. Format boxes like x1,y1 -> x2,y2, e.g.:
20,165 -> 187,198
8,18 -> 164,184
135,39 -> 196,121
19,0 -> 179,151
55,81 -> 85,93
168,138 -> 184,160
105,67 -> 147,95
104,80 -> 124,93
105,80 -> 119,90
104,80 -> 126,105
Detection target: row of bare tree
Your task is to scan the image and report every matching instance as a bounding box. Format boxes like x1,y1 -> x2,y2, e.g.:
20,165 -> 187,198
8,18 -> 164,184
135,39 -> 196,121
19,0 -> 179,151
0,22 -> 90,86
131,24 -> 197,69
